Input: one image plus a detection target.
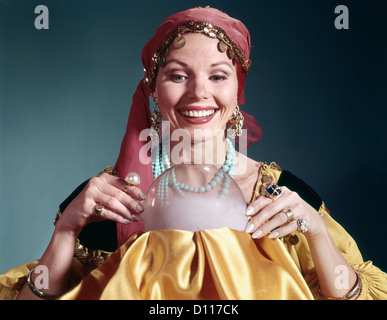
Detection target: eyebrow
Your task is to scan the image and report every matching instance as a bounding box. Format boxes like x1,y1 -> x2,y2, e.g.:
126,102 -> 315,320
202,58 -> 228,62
163,59 -> 188,68
210,61 -> 233,69
163,59 -> 233,70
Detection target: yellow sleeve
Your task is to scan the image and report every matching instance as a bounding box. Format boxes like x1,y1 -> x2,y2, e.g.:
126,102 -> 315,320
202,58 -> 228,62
0,258 -> 94,300
0,261 -> 38,300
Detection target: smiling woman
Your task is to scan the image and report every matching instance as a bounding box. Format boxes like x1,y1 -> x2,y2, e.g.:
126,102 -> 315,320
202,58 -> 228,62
1,6 -> 386,301
154,33 -> 239,159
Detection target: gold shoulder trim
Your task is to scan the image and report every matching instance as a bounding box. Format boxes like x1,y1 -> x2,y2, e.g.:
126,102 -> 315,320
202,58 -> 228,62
252,162 -> 282,202
54,208 -> 113,268
74,239 -> 113,268
103,165 -> 117,176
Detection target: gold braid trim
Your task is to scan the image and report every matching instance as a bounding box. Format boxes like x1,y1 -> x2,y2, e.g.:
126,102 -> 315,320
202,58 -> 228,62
74,239 -> 112,268
251,162 -> 282,202
54,208 -> 113,267
142,20 -> 252,92
103,165 -> 117,176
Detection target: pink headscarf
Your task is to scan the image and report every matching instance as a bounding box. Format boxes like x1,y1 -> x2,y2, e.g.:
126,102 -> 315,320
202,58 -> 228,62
114,7 -> 262,246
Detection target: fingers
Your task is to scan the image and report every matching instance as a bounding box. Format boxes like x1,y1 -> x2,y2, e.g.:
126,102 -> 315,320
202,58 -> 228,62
92,191 -> 142,223
99,173 -> 146,201
267,220 -> 297,239
251,188 -> 296,227
96,179 -> 144,213
245,186 -> 298,239
89,199 -> 141,224
245,193 -> 278,217
87,173 -> 146,223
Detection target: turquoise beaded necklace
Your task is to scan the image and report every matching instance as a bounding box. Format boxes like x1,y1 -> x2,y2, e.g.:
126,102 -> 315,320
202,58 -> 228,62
152,138 -> 236,205
152,138 -> 236,179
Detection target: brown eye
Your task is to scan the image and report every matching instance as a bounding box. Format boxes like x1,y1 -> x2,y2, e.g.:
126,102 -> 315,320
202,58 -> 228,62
210,75 -> 227,82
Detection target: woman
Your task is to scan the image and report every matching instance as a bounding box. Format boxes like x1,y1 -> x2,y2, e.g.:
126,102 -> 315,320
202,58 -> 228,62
2,7 -> 386,300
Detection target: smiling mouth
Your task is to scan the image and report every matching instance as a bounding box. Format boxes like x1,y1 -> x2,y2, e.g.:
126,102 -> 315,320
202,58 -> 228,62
179,109 -> 216,118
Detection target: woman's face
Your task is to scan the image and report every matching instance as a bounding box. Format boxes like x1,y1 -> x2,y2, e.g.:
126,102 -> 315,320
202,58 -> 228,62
154,33 -> 239,141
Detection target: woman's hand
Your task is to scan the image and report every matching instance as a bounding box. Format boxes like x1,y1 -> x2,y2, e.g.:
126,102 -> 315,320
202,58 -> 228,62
56,172 -> 146,238
244,184 -> 360,299
244,186 -> 325,240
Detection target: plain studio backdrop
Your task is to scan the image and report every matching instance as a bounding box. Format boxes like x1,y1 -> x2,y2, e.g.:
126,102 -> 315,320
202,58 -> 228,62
1,0 -> 386,275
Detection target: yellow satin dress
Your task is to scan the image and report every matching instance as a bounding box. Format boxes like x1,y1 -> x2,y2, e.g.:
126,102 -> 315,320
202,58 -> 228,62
59,229 -> 313,300
1,163 -> 386,300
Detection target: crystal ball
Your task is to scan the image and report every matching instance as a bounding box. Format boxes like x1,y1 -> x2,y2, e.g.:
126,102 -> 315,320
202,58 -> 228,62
142,164 -> 248,232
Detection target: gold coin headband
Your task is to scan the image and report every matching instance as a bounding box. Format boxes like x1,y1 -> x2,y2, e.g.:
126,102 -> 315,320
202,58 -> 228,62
142,20 -> 252,92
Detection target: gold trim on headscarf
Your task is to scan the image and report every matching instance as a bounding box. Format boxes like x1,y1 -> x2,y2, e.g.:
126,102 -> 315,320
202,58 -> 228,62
142,20 -> 252,92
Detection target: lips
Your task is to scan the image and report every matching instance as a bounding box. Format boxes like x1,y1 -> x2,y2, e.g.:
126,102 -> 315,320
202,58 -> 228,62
178,106 -> 218,124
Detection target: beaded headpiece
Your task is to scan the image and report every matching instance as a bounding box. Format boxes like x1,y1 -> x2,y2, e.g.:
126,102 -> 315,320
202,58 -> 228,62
142,19 -> 252,93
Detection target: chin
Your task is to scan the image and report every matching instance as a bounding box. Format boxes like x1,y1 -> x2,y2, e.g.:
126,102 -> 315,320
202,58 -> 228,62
176,125 -> 225,143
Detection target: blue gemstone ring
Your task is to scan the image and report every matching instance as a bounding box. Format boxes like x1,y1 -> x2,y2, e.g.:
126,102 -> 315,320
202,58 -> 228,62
264,184 -> 282,200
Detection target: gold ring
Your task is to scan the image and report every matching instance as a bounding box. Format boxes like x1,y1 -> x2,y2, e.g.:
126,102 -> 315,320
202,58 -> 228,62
94,204 -> 105,216
282,209 -> 294,222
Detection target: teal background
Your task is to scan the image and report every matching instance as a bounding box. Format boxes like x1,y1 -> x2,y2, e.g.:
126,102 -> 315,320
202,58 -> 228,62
1,0 -> 386,275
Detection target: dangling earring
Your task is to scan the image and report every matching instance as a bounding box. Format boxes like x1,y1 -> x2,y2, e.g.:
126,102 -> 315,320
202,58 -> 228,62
228,104 -> 244,138
150,98 -> 162,141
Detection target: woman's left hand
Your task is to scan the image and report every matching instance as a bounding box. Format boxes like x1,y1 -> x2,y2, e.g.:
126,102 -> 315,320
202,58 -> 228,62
244,186 -> 325,240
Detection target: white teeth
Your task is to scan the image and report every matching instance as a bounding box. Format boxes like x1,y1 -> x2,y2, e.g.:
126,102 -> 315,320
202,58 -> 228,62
181,110 -> 215,118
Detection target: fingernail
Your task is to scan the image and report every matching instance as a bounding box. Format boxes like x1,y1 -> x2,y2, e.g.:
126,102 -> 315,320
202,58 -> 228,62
123,219 -> 132,224
245,206 -> 254,216
268,231 -> 279,239
139,191 -> 146,200
252,229 -> 262,239
132,214 -> 142,221
245,223 -> 255,233
136,204 -> 144,212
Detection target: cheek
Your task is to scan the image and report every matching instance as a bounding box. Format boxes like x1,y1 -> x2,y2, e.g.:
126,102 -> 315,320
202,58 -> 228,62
220,73 -> 238,101
221,89 -> 237,107
217,81 -> 238,115
221,105 -> 236,125
154,83 -> 179,119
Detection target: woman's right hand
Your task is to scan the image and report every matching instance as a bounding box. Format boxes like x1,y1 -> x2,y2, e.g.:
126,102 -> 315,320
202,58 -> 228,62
55,172 -> 146,238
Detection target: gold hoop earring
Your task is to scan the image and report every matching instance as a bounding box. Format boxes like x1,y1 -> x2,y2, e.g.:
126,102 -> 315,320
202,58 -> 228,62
150,100 -> 162,141
228,104 -> 244,138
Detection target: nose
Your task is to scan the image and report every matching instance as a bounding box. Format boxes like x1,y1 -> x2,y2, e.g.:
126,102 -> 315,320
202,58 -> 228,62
186,76 -> 209,100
